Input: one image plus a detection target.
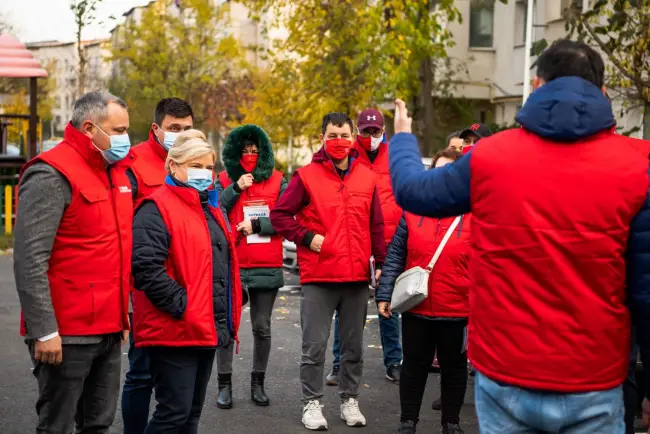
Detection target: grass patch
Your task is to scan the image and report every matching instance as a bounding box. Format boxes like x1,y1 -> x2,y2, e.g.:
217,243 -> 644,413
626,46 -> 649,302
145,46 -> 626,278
0,234 -> 13,250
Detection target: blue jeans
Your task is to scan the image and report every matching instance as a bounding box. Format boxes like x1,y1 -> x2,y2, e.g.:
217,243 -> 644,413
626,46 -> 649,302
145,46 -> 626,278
475,372 -> 625,434
332,310 -> 402,369
122,313 -> 154,434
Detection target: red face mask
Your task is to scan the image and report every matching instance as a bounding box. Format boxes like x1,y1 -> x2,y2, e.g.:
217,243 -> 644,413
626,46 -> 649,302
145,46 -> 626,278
462,145 -> 474,155
357,135 -> 371,151
325,138 -> 352,160
240,154 -> 258,173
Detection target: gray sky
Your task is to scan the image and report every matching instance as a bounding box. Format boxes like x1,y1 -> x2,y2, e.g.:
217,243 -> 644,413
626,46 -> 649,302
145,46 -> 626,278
4,0 -> 151,43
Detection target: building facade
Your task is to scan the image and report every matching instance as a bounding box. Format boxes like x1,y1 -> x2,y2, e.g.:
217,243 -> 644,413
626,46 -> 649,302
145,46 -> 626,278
447,0 -> 644,136
27,39 -> 111,136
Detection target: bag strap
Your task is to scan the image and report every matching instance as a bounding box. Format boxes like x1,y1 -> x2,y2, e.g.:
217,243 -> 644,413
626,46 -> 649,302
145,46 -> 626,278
425,216 -> 462,272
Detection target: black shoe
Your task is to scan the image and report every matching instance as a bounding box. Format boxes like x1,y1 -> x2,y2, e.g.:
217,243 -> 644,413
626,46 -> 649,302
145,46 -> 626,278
326,365 -> 340,386
398,420 -> 417,433
251,371 -> 270,406
386,364 -> 401,384
442,423 -> 464,434
216,373 -> 233,409
432,396 -> 442,411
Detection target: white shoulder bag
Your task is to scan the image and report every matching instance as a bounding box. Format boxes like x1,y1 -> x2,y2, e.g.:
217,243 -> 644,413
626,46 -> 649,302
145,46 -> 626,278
391,216 -> 462,313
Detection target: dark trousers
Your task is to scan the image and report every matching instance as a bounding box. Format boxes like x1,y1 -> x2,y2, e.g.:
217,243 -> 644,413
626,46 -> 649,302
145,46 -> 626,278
30,334 -> 122,434
217,288 -> 279,374
145,347 -> 216,434
400,314 -> 468,425
122,314 -> 154,434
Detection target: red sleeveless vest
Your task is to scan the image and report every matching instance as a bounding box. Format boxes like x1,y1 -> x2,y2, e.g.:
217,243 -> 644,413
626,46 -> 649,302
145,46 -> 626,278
132,183 -> 243,347
217,170 -> 284,269
19,123 -> 132,337
469,128 -> 649,392
355,142 -> 402,245
404,213 -> 470,318
296,159 -> 375,284
130,131 -> 167,207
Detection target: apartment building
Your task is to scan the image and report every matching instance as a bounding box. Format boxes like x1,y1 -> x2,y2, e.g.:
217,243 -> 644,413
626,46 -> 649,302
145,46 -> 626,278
447,0 -> 644,136
27,39 -> 111,136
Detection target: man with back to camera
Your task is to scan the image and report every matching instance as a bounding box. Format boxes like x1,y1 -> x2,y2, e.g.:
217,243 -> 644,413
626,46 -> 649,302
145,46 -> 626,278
122,97 -> 194,434
271,112 -> 387,430
327,109 -> 403,388
14,91 -> 133,433
388,39 -> 650,433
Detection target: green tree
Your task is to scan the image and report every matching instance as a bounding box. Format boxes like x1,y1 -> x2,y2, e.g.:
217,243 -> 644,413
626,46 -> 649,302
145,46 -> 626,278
241,0 -> 461,156
537,0 -> 650,138
109,0 -> 247,141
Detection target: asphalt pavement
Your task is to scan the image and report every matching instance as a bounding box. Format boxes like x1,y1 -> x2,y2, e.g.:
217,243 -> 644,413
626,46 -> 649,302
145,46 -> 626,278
0,258 -> 479,434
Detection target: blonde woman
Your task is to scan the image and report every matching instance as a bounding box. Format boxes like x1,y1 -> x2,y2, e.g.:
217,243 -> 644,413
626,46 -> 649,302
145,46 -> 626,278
131,130 -> 243,434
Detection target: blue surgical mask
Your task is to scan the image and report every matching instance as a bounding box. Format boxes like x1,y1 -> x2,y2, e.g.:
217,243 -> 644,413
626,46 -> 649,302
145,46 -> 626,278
186,168 -> 213,191
163,131 -> 179,150
93,123 -> 131,164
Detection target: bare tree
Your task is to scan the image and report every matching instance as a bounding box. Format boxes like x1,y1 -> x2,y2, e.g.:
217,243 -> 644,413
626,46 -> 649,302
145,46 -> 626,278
70,0 -> 102,96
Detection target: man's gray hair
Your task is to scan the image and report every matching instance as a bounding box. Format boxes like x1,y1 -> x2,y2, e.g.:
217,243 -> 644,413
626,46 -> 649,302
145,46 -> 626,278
70,91 -> 128,129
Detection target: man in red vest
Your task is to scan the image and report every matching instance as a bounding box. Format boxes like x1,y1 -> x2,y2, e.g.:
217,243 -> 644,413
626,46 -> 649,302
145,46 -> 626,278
271,112 -> 387,431
327,109 -> 403,388
122,97 -> 193,434
14,91 -> 133,433
388,40 -> 650,434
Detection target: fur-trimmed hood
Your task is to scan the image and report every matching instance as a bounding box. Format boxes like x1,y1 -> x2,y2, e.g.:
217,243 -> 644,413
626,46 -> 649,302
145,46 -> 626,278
223,124 -> 275,182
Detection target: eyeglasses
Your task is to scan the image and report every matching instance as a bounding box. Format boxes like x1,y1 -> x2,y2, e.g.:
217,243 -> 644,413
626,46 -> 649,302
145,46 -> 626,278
359,129 -> 383,138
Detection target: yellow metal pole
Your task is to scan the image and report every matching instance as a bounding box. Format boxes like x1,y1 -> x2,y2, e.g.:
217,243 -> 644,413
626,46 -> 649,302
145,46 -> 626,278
5,185 -> 12,235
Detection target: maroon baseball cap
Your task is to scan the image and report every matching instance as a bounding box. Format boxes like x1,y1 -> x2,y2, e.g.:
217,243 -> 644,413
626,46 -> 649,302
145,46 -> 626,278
357,109 -> 384,131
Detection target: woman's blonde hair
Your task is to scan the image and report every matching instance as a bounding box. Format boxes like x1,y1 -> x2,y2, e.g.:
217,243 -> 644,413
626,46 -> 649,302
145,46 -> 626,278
165,129 -> 217,173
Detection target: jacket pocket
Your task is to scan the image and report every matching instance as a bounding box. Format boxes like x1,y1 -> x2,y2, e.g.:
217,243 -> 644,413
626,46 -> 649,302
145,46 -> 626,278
49,273 -> 95,327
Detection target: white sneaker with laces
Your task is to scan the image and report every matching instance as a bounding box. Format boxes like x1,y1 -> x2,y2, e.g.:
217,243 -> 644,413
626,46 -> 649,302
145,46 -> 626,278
302,400 -> 328,431
340,398 -> 367,427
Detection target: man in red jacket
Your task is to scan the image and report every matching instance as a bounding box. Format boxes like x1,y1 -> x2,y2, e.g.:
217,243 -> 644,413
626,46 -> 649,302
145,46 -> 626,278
14,91 -> 133,433
271,112 -> 386,431
327,109 -> 403,387
122,97 -> 193,434
388,40 -> 650,434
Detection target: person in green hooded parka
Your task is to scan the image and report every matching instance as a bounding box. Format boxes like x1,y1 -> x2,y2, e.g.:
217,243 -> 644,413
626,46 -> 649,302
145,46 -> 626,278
214,124 -> 288,409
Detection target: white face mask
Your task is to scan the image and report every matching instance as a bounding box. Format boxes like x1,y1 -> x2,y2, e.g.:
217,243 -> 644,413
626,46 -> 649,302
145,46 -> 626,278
163,131 -> 180,150
370,135 -> 383,151
185,168 -> 213,191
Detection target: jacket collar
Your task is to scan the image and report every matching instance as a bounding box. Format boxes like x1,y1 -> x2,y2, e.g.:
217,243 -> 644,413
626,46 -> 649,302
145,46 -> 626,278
147,129 -> 169,162
63,122 -> 106,170
353,139 -> 387,165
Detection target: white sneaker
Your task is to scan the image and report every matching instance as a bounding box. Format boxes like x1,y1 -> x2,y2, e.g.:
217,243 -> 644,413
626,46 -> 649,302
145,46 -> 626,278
302,400 -> 328,431
340,398 -> 367,427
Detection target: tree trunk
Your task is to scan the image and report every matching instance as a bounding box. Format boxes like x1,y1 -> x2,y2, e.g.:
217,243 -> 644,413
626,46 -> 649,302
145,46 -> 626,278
77,35 -> 86,97
419,57 -> 436,157
643,101 -> 650,140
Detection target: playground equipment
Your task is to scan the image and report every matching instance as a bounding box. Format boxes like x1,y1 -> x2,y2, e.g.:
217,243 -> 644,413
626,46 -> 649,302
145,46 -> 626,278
0,33 -> 48,160
0,33 -> 49,235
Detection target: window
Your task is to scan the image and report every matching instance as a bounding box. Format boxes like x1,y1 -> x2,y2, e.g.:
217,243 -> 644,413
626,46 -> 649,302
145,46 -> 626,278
470,0 -> 495,48
560,0 -> 583,14
515,0 -> 536,46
